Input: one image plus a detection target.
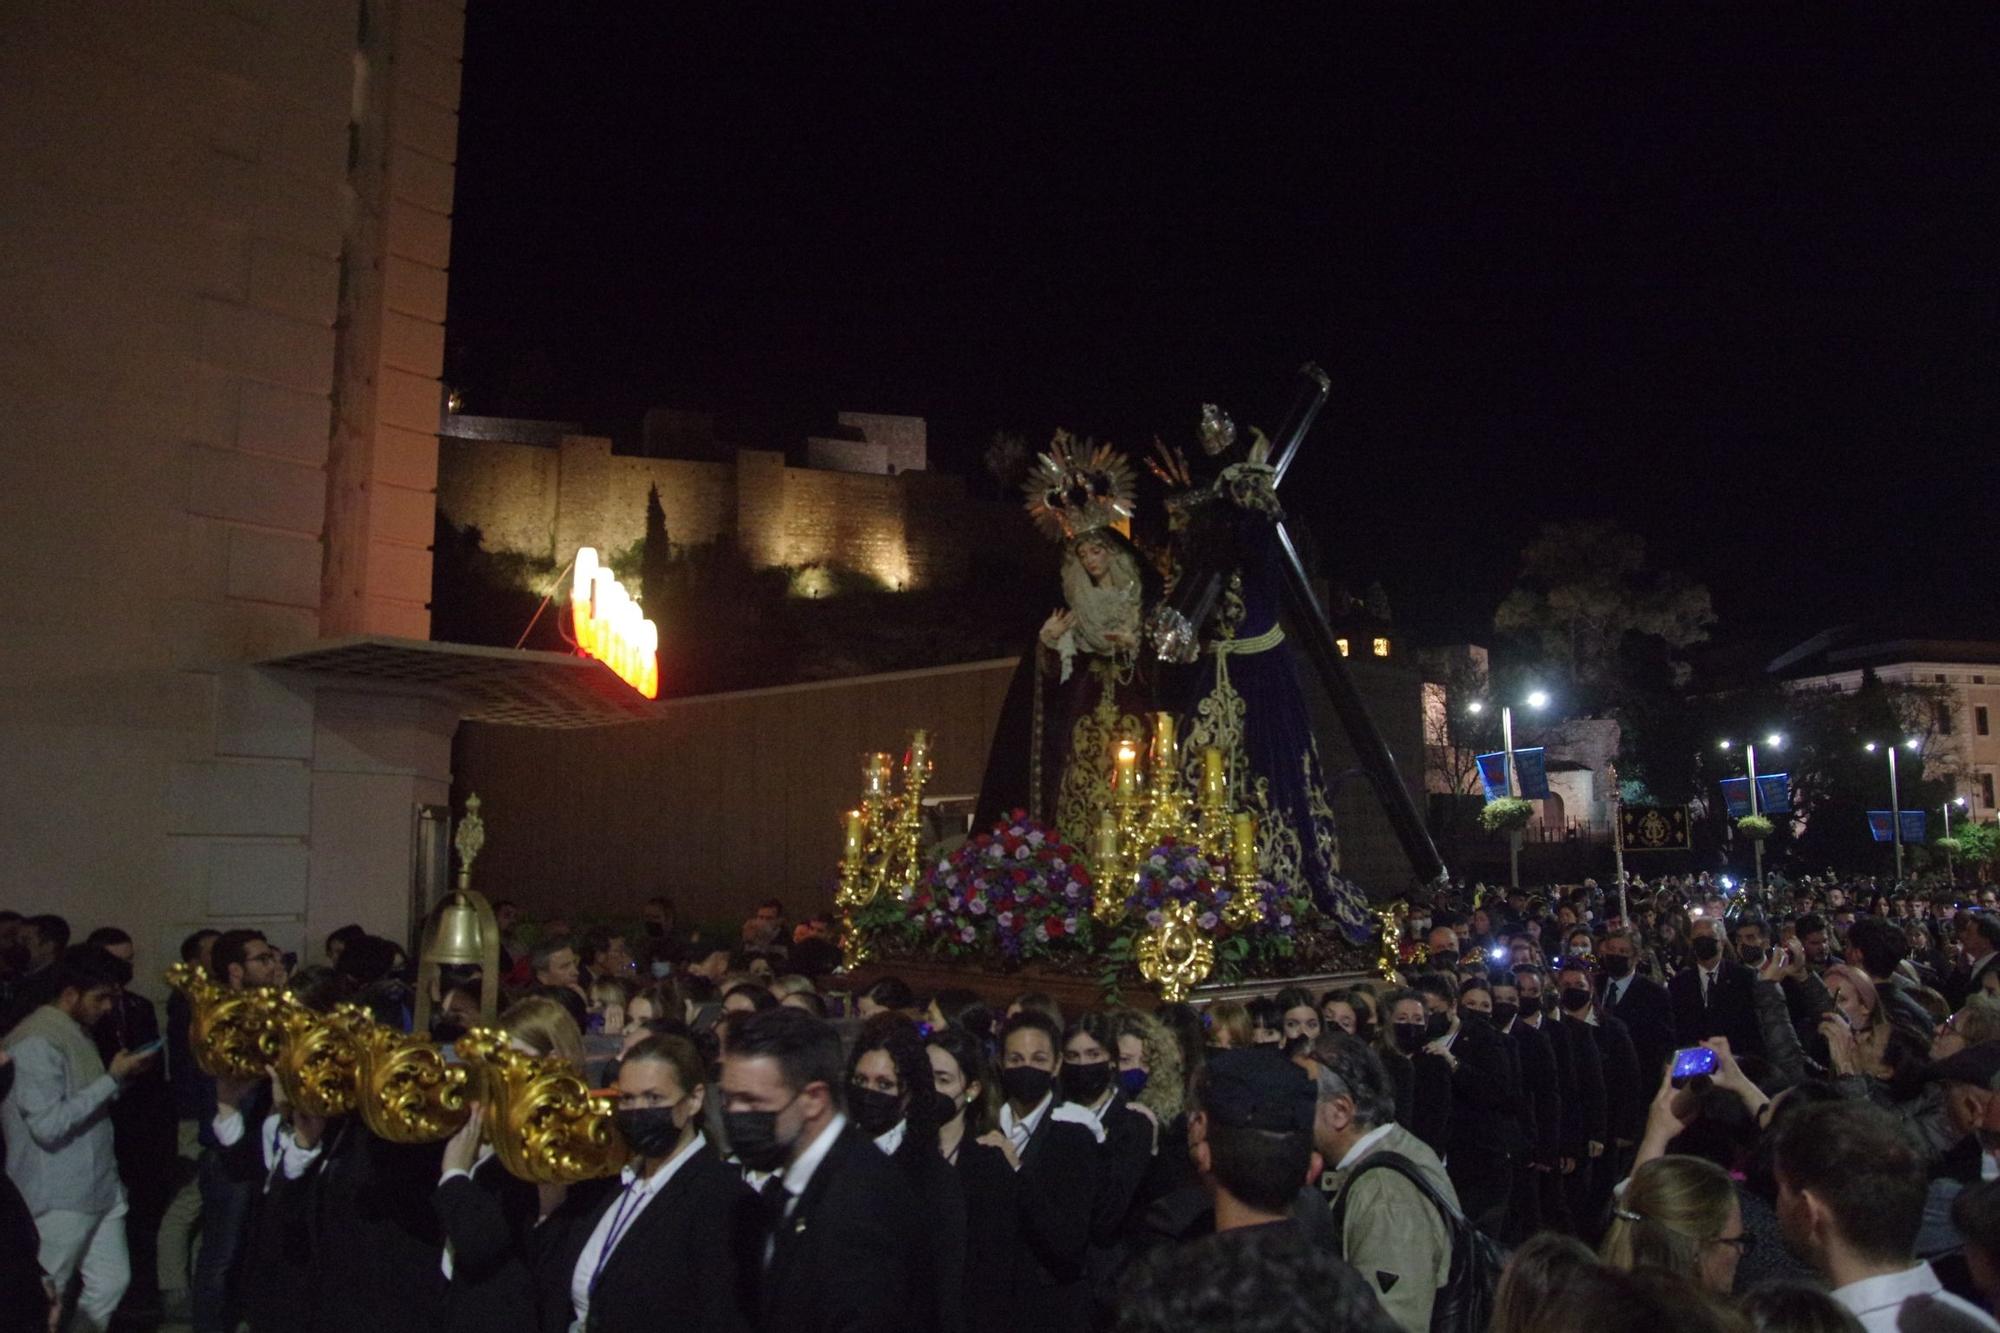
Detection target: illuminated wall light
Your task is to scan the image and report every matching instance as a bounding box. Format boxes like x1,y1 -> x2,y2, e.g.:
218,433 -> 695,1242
568,545 -> 660,699
1373,637 -> 1390,658
1336,638 -> 1350,657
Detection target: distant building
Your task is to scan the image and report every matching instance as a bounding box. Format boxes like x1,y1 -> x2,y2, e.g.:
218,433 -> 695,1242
438,408 -> 1022,593
1772,628 -> 2000,817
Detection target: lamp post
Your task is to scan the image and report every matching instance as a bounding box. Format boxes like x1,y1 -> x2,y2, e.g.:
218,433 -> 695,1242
1469,689 -> 1550,890
1945,795 -> 1969,882
1865,739 -> 1921,883
1719,732 -> 1782,888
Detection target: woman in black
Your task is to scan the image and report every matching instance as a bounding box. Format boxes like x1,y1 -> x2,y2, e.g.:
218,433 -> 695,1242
927,1026 -> 1021,1333
548,1033 -> 754,1333
849,1014 -> 968,1333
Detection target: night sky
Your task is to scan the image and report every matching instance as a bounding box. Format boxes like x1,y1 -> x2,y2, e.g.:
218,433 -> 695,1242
446,6 -> 1997,650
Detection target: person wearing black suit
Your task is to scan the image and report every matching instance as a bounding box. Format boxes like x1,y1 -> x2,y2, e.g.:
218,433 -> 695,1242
433,1114 -> 544,1333
1515,964 -> 1598,1237
1668,919 -> 1764,1059
991,1010 -> 1102,1333
722,1006 -> 927,1333
1489,976 -> 1560,1239
927,1028 -> 1023,1333
554,1033 -> 754,1333
1557,961 -> 1643,1226
1411,974 -> 1521,1238
1597,932 -> 1675,1085
1058,1014 -> 1155,1328
1947,912 -> 2000,1008
848,1015 -> 967,1333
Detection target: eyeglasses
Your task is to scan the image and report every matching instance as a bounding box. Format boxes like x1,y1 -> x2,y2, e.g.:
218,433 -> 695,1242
1711,1233 -> 1758,1254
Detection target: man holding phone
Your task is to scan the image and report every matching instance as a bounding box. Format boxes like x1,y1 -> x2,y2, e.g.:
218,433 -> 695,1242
1,945 -> 160,1332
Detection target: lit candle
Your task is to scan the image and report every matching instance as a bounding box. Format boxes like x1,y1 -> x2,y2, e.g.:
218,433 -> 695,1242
1232,812 -> 1258,881
906,729 -> 930,778
1114,740 -> 1140,806
843,810 -> 864,861
863,753 -> 891,798
1094,811 -> 1119,864
1202,747 -> 1226,803
1152,712 -> 1178,774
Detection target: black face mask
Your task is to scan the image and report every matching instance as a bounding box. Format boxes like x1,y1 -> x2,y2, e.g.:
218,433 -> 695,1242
1601,955 -> 1633,979
1457,1007 -> 1489,1028
723,1099 -> 797,1174
1561,986 -> 1593,1013
1431,949 -> 1460,971
848,1086 -> 904,1138
1491,1002 -> 1519,1028
1059,1061 -> 1112,1104
1000,1065 -> 1054,1108
643,921 -> 667,938
614,1104 -> 687,1159
1423,1012 -> 1451,1041
1693,936 -> 1722,963
1739,946 -> 1765,968
1392,1022 -> 1427,1054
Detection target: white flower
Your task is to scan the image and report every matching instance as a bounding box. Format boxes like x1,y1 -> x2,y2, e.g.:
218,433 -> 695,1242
1014,844 -> 1031,860
898,885 -> 915,902
1198,911 -> 1219,930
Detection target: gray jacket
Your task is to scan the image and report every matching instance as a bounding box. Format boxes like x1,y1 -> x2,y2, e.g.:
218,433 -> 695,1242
1327,1122 -> 1458,1333
2,1005 -> 123,1214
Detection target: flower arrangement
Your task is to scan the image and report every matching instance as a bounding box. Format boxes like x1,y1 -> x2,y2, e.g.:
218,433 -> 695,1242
899,812 -> 1096,963
1479,796 -> 1535,834
1736,813 -> 1775,840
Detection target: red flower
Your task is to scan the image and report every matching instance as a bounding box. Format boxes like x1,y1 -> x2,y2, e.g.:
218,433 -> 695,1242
1046,918 -> 1065,938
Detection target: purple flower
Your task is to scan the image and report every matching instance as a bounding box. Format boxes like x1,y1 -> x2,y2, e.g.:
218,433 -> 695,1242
1167,875 -> 1186,891
1198,911 -> 1219,930
1064,916 -> 1079,933
969,899 -> 988,915
997,911 -> 1014,928
1027,829 -> 1045,846
1145,910 -> 1164,928
1279,913 -> 1293,928
1064,883 -> 1081,901
1014,844 -> 1031,860
960,926 -> 976,943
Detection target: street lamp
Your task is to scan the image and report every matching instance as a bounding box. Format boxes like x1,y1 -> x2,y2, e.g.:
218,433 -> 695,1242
1864,738 -> 1921,882
1718,732 -> 1784,888
1945,794 -> 1970,881
1469,690 -> 1550,890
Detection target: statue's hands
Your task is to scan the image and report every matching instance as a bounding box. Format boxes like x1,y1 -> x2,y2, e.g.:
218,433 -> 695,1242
1039,610 -> 1075,648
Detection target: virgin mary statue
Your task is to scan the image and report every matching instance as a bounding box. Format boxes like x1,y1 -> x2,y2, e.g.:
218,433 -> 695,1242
974,434 -> 1153,846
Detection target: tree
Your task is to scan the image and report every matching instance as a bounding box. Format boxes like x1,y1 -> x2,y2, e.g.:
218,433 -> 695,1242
1777,671 -> 1956,873
640,484 -> 673,682
1494,522 -> 1716,705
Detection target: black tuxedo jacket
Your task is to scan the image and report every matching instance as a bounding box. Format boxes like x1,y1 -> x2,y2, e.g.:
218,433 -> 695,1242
555,1143 -> 755,1333
753,1123 -> 928,1333
1601,973 -> 1676,1083
1011,1104 -> 1101,1333
1668,960 -> 1763,1057
432,1155 -> 541,1333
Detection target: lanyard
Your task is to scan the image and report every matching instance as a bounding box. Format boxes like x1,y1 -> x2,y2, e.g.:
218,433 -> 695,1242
588,1179 -> 652,1296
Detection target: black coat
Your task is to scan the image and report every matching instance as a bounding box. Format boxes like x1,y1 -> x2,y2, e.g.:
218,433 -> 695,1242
432,1156 -> 541,1333
552,1143 -> 755,1333
888,1128 -> 969,1333
1442,1019 -> 1523,1171
0,1170 -> 44,1333
1529,1012 -> 1603,1156
1009,1106 -> 1101,1333
1507,1021 -> 1562,1169
303,1119 -> 448,1333
1406,1050 -> 1454,1161
954,1137 -> 1022,1333
749,1123 -> 928,1333
1600,973 -> 1676,1084
1669,960 -> 1763,1058
1589,1012 -> 1645,1145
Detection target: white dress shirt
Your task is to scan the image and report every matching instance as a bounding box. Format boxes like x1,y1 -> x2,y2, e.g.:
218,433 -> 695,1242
1336,1122 -> 1397,1172
872,1119 -> 907,1158
211,1107 -> 322,1183
569,1136 -> 703,1331
1833,1262 -> 2000,1333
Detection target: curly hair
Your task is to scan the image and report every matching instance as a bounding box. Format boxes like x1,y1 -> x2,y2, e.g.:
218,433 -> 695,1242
1112,1008 -> 1185,1121
848,1012 -> 943,1140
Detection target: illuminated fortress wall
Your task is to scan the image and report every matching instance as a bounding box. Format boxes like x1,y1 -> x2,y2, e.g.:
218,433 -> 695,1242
438,429 -> 983,590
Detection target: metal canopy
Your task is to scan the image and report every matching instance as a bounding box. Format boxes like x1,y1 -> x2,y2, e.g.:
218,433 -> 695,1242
259,635 -> 659,729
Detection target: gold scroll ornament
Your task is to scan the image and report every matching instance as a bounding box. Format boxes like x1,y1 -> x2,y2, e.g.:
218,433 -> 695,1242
166,962 -> 286,1083
456,1028 -> 624,1184
271,997 -> 372,1118
1134,899 -> 1217,1004
356,1021 -> 472,1143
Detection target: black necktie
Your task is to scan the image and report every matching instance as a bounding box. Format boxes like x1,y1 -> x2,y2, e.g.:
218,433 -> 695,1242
760,1175 -> 789,1226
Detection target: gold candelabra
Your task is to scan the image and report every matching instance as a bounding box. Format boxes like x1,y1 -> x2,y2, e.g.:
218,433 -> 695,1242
836,730 -> 935,966
1091,713 -> 1268,1000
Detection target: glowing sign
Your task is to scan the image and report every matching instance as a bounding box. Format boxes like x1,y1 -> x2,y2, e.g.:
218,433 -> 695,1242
569,547 -> 659,698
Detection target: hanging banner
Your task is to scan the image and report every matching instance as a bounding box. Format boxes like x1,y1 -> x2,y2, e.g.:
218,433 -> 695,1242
1475,748 -> 1551,801
1867,811 -> 1929,843
1756,773 -> 1791,815
1621,805 -> 1692,850
1720,778 -> 1753,819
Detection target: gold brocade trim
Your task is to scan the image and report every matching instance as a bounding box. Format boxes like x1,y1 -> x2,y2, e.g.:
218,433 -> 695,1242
1305,747 -> 1342,877
1054,657 -> 1143,846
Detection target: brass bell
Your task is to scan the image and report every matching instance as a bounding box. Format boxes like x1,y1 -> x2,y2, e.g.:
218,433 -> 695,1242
428,893 -> 489,967
414,794 -> 501,1031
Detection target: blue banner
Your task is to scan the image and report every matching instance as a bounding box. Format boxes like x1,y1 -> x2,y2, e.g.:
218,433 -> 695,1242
1756,773 -> 1791,815
1476,748 -> 1551,801
1720,778 -> 1753,819
1868,811 -> 1929,842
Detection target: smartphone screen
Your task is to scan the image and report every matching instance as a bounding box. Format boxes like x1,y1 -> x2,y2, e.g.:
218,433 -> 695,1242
1670,1046 -> 1718,1081
131,1038 -> 165,1057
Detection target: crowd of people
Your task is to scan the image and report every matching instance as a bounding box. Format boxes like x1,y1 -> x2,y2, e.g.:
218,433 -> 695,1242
7,870 -> 2000,1332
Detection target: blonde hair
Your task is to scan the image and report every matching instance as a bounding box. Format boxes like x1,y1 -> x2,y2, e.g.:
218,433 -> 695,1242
1599,1155 -> 1735,1282
589,976 -> 633,1010
1956,995 -> 2000,1047
1491,1233 -> 1597,1333
1112,1008 -> 1186,1121
1207,1000 -> 1252,1050
498,995 -> 585,1073
769,974 -> 816,1000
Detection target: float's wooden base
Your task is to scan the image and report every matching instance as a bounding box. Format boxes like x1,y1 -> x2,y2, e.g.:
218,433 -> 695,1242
836,957 -> 1376,1013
